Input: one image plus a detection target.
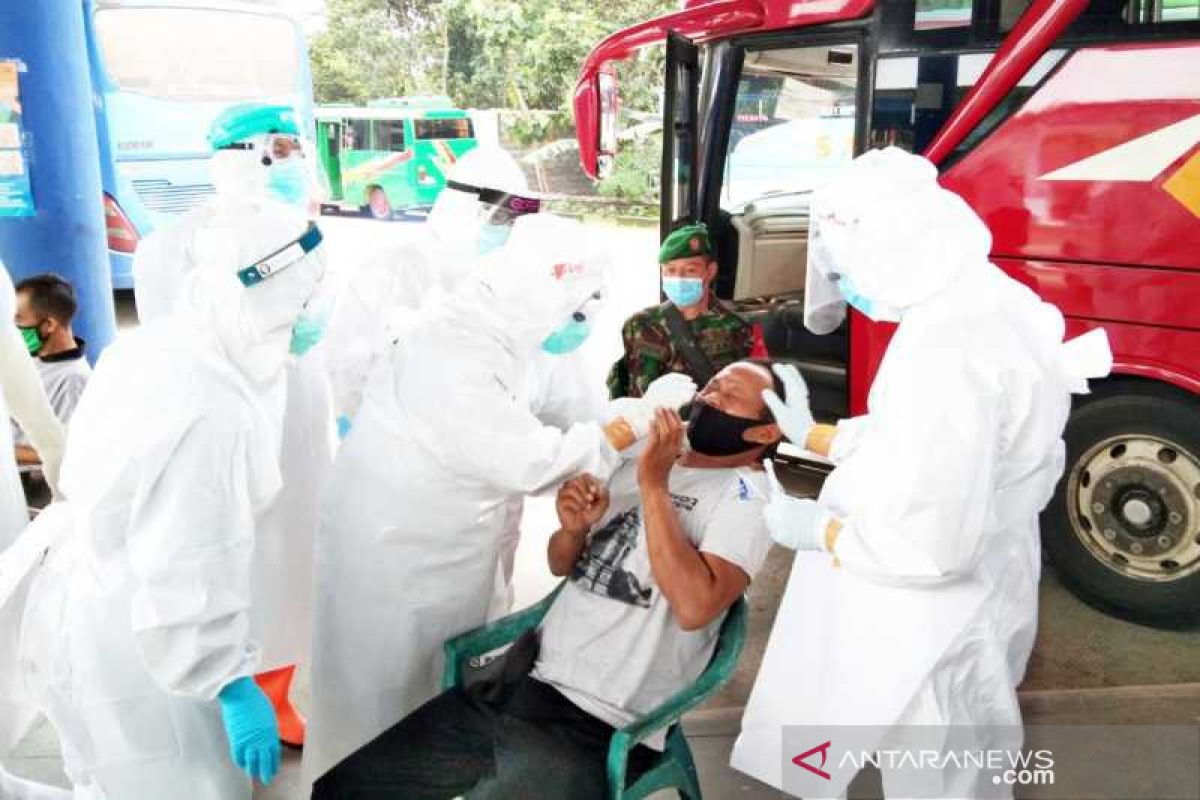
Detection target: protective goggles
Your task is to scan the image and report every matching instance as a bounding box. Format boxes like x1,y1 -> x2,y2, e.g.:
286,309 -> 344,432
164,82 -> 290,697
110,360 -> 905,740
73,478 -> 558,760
446,180 -> 542,226
218,133 -> 305,166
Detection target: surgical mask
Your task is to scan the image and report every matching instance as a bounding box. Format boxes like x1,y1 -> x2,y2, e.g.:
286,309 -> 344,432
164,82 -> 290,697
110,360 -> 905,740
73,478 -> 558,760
18,324 -> 43,355
541,312 -> 593,355
685,399 -> 763,457
267,159 -> 308,206
477,223 -> 511,255
835,274 -> 877,319
289,313 -> 326,356
662,276 -> 704,308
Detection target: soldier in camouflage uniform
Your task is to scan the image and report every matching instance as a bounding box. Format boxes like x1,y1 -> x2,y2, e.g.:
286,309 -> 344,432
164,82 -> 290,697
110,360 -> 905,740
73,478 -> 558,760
608,222 -> 752,398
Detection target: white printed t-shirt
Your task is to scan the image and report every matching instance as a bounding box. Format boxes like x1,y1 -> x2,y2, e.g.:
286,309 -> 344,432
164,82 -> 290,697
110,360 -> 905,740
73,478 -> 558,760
531,461 -> 771,749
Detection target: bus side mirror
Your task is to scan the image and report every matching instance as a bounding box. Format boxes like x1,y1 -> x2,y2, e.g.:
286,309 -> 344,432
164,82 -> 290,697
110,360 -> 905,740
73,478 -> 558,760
597,67 -> 620,179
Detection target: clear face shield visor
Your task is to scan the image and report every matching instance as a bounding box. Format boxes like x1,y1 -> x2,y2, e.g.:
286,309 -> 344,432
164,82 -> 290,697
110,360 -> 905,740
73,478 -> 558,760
444,180 -> 543,254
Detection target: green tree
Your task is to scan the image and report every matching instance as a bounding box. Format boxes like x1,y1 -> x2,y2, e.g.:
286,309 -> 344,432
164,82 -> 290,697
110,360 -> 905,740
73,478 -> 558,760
309,0 -> 442,103
310,0 -> 675,113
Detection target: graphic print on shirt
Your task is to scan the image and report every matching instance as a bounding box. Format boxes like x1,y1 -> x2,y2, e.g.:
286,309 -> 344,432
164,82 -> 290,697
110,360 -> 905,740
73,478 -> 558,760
572,508 -> 653,608
571,492 -> 700,608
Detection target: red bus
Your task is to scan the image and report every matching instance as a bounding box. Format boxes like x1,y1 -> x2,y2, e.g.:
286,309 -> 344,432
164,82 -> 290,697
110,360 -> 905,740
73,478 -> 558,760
573,0 -> 1200,626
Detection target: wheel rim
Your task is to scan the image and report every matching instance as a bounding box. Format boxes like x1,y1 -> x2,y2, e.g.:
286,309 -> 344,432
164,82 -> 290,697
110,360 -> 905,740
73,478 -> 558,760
1067,434 -> 1200,583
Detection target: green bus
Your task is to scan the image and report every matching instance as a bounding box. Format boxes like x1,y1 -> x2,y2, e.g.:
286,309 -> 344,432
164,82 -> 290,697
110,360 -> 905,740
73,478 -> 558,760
315,97 -> 478,219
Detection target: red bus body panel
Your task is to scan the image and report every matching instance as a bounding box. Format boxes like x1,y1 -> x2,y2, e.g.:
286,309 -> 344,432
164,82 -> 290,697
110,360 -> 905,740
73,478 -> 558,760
576,1 -> 1200,417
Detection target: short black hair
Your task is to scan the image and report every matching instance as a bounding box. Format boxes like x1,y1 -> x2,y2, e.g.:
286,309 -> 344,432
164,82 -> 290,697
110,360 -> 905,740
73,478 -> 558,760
16,273 -> 77,326
739,358 -> 787,459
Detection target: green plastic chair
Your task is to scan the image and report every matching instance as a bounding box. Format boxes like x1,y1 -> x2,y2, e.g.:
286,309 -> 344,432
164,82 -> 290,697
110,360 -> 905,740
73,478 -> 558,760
442,582 -> 748,800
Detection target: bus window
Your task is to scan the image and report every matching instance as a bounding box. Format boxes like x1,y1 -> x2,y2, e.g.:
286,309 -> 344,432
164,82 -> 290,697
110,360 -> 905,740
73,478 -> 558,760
372,120 -> 406,152
347,119 -> 371,151
94,8 -> 297,100
915,0 -> 973,30
870,49 -> 1065,157
721,44 -> 858,211
413,118 -> 473,140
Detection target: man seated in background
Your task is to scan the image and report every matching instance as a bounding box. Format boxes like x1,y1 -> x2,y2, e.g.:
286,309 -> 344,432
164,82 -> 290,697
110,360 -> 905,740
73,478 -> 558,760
12,273 -> 90,468
608,222 -> 754,398
312,360 -> 782,800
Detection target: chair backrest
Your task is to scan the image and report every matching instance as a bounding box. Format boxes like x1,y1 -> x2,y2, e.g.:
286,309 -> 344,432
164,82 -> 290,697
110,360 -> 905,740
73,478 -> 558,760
704,595 -> 749,686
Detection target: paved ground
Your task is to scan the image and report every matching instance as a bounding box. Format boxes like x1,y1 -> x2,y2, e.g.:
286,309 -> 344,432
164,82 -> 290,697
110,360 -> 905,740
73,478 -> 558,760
6,214 -> 1199,797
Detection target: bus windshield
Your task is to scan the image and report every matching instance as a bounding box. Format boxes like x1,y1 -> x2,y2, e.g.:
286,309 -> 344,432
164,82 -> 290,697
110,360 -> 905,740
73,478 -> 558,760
722,44 -> 858,211
94,7 -> 299,101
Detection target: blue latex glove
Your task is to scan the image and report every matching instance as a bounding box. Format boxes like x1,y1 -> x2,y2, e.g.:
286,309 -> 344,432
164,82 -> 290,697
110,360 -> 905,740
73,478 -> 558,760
218,676 -> 280,786
762,460 -> 830,551
336,414 -> 353,440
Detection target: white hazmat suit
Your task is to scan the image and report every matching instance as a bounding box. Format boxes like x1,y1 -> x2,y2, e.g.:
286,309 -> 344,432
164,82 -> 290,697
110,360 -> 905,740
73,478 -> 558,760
305,214 -> 659,783
322,145 -> 531,424
731,148 -> 1112,798
133,152 -> 335,685
2,145 -> 330,800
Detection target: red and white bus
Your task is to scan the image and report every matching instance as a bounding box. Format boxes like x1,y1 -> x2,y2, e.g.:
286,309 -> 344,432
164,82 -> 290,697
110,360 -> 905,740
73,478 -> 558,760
574,0 -> 1200,626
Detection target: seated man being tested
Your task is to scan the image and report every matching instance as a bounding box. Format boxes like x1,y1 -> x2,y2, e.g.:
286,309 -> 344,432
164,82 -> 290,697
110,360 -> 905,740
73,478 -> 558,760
311,360 -> 783,800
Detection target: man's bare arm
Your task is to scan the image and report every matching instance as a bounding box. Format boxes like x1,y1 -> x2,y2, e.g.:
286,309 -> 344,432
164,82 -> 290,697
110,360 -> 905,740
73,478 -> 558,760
15,444 -> 41,466
638,409 -> 748,631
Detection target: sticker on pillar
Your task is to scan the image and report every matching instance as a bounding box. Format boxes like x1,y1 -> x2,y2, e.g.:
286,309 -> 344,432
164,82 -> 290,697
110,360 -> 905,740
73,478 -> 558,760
0,59 -> 34,218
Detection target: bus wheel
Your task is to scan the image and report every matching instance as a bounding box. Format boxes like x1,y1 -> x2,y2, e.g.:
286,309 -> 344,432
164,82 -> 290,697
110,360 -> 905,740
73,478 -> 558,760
366,187 -> 392,220
1041,381 -> 1200,629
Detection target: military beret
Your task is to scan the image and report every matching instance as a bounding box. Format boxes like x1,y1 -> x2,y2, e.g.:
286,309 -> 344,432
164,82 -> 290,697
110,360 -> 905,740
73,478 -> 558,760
658,223 -> 712,263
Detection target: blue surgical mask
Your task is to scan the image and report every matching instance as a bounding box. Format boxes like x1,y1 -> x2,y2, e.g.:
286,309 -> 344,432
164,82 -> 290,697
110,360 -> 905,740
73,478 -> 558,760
541,312 -> 593,355
662,276 -> 704,307
267,159 -> 308,206
835,274 -> 876,319
477,223 -> 511,255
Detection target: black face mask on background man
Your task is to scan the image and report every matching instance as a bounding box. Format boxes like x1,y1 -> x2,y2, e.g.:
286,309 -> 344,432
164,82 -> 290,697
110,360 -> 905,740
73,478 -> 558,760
686,400 -> 764,457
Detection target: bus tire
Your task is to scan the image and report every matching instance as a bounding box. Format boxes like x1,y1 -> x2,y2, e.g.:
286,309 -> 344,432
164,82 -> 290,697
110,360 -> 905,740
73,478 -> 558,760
366,186 -> 392,220
1040,380 -> 1200,629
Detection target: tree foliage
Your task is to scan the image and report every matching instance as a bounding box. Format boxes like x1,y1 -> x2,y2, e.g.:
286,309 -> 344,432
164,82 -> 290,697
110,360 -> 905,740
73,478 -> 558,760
310,0 -> 675,115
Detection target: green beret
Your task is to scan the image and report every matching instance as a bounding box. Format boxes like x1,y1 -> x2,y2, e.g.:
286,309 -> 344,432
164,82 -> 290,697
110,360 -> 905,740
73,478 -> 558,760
658,223 -> 712,264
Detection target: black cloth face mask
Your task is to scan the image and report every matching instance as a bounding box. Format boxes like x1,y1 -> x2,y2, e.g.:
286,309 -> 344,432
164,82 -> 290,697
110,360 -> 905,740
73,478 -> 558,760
686,400 -> 763,457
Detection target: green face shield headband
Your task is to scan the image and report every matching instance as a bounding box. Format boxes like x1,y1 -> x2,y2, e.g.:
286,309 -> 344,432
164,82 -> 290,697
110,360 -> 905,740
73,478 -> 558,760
236,223 -> 324,288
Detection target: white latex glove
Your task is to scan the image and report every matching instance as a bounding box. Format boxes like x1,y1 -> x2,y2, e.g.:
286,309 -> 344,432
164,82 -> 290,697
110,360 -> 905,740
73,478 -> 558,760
0,326 -> 64,495
762,459 -> 830,551
618,372 -> 697,439
761,362 -> 815,447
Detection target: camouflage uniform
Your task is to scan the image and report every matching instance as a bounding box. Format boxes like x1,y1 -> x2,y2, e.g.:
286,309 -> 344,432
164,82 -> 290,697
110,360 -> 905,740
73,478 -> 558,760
607,298 -> 752,398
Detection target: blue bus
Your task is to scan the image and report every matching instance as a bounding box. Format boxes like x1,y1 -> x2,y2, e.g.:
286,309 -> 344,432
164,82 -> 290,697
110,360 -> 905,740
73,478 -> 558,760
84,1 -> 316,289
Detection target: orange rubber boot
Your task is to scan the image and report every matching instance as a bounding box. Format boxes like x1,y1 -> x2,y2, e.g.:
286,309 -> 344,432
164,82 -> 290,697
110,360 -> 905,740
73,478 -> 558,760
255,665 -> 306,748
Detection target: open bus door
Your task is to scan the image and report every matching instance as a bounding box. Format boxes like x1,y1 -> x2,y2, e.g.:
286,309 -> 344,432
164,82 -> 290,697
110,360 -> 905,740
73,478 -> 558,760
316,118 -> 345,205
660,33 -> 701,240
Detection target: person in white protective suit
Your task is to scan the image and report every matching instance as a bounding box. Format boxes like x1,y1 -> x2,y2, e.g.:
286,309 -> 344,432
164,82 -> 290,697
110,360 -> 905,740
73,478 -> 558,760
730,147 -> 1113,799
0,263 -> 69,800
322,145 -> 536,431
303,212 -> 698,785
132,105 -> 334,749
321,144 -> 610,616
0,104 -> 334,800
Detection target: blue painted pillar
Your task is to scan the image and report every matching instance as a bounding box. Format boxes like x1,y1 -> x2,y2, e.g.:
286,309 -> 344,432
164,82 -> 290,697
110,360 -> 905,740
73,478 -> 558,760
0,1 -> 116,360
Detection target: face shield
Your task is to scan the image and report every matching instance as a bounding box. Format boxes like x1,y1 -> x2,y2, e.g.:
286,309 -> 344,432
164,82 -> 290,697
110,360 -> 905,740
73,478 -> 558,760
444,179 -> 543,255
262,134 -> 312,207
